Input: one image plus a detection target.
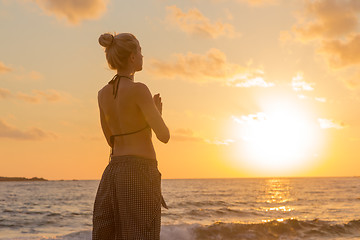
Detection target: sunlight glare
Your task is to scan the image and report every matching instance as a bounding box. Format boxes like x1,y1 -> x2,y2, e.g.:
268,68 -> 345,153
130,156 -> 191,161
232,101 -> 323,175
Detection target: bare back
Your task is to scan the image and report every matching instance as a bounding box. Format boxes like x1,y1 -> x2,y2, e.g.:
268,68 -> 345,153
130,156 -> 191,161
98,77 -> 169,159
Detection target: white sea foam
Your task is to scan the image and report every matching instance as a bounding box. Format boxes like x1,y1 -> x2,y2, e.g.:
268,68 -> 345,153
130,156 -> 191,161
48,230 -> 91,240
39,225 -> 197,240
37,225 -> 198,240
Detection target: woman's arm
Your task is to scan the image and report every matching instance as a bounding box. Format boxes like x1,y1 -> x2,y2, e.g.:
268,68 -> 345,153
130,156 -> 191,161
98,94 -> 112,147
134,83 -> 170,143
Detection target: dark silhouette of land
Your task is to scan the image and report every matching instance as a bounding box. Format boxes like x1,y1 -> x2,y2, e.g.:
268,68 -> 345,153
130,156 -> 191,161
0,176 -> 48,182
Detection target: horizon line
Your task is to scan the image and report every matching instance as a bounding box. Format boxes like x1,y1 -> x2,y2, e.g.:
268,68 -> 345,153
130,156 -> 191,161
2,175 -> 358,181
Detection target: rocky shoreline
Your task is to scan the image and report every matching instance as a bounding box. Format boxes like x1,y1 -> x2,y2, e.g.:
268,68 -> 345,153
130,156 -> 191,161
0,176 -> 48,182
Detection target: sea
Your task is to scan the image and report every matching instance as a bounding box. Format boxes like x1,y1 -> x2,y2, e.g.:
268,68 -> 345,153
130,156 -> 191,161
0,177 -> 359,240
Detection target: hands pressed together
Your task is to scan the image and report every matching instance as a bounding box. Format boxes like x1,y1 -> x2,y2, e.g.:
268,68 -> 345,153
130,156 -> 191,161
153,93 -> 162,115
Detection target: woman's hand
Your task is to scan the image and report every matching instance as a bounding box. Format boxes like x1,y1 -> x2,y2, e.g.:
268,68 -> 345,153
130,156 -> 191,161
153,93 -> 162,115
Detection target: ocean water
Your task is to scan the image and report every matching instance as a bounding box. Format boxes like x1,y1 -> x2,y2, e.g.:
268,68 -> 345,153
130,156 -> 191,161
0,177 -> 359,240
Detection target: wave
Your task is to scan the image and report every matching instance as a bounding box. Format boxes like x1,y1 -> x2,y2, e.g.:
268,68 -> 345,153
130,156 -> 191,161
191,219 -> 360,240
182,207 -> 257,220
1,219 -> 359,240
161,219 -> 360,240
175,200 -> 229,208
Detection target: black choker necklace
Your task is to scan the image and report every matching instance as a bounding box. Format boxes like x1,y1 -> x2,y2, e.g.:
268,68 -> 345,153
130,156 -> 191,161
109,74 -> 134,99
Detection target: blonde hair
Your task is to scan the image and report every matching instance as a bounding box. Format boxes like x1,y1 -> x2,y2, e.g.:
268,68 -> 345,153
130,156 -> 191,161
98,32 -> 138,70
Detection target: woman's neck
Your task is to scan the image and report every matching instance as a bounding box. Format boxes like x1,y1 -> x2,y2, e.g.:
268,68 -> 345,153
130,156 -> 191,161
117,69 -> 135,81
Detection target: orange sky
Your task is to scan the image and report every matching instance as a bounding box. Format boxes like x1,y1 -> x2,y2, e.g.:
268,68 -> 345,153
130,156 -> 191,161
0,0 -> 359,180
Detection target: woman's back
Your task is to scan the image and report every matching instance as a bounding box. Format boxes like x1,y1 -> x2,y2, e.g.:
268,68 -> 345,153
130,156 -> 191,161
98,77 -> 157,159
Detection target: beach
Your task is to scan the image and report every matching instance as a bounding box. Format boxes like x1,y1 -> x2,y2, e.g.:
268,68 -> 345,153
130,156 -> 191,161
0,177 -> 359,239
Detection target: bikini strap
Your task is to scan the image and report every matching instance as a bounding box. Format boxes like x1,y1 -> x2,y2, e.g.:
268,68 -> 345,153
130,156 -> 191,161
108,124 -> 150,162
108,74 -> 119,98
110,124 -> 149,146
108,74 -> 134,99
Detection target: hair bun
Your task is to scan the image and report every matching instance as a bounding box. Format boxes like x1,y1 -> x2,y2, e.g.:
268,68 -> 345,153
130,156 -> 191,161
99,33 -> 114,48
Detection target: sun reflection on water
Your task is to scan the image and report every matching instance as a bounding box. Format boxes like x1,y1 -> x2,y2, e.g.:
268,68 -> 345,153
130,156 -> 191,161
265,206 -> 293,212
261,218 -> 296,223
258,178 -> 296,220
259,179 -> 292,204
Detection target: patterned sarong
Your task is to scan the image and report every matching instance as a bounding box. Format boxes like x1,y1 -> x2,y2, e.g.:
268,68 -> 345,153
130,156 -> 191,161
92,155 -> 168,240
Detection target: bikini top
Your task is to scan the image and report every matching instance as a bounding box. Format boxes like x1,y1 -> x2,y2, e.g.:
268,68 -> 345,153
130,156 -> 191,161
108,74 -> 150,150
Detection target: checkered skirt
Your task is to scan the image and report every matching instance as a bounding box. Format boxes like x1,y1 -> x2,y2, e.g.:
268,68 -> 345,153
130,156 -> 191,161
92,155 -> 168,240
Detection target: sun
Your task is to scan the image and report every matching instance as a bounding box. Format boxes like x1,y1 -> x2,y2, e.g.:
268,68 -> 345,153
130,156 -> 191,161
231,101 -> 323,176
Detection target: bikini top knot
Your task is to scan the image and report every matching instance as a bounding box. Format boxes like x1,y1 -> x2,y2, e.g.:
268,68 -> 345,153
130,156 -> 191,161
108,74 -> 134,99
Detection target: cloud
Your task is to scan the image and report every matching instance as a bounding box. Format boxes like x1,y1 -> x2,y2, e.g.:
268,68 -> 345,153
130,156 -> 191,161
166,5 -> 240,38
150,48 -> 242,81
0,119 -> 56,140
30,0 -> 108,25
171,128 -> 233,145
215,0 -> 278,7
171,128 -> 204,142
232,112 -> 267,125
27,71 -> 43,81
150,48 -> 273,87
32,90 -> 64,102
320,35 -> 360,69
315,97 -> 326,103
227,74 -> 274,88
291,72 -> 314,92
0,88 -> 67,103
0,88 -> 12,99
0,61 -> 11,73
290,73 -> 328,101
16,92 -> 40,103
318,118 -> 346,129
236,0 -> 278,6
0,64 -> 43,81
293,0 -> 359,41
279,31 -> 293,43
291,73 -> 324,101
17,89 -> 65,103
205,139 -> 235,145
344,72 -> 360,89
289,0 -> 360,88
297,94 -> 307,100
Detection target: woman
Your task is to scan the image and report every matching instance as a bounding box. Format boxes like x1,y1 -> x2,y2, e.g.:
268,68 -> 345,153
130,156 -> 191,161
93,32 -> 170,240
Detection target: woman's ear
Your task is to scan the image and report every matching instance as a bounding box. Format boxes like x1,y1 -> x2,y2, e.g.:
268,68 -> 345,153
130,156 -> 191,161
130,52 -> 136,62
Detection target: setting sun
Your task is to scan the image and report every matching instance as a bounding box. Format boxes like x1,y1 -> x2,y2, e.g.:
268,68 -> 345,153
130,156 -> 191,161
231,100 -> 324,175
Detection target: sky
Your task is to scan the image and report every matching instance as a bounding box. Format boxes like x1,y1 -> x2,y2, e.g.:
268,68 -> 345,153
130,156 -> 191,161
0,0 -> 359,180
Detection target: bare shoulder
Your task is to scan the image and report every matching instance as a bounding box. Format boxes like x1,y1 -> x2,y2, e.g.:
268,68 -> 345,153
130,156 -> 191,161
97,85 -> 112,109
133,82 -> 152,98
133,82 -> 149,92
98,84 -> 111,99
